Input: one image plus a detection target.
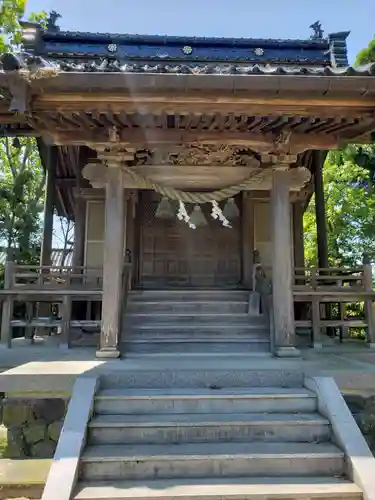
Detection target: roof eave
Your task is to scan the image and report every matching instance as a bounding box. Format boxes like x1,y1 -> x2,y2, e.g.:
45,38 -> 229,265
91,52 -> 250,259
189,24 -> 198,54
12,71 -> 374,99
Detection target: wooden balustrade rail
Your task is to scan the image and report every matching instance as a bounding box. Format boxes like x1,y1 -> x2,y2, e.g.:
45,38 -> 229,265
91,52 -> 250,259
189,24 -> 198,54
7,264 -> 104,290
253,261 -> 375,349
0,261 -> 131,349
2,260 -> 374,350
293,263 -> 375,348
293,266 -> 365,291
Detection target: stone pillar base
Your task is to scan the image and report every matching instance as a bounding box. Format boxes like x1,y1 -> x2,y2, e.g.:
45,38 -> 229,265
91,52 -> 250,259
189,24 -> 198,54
312,343 -> 323,350
96,347 -> 121,359
275,346 -> 301,358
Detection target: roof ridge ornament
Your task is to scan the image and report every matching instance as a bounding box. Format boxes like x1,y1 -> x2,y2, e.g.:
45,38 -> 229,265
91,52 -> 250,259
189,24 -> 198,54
46,11 -> 61,32
310,21 -> 324,40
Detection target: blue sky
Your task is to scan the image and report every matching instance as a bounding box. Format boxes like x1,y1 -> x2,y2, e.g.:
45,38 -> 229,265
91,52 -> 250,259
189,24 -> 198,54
22,0 -> 375,246
25,0 -> 375,64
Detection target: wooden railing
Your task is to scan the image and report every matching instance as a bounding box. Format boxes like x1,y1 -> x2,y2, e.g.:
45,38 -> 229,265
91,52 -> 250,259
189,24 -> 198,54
0,262 -> 104,348
293,266 -> 365,291
251,255 -> 375,350
0,261 -> 134,350
8,263 -> 103,290
293,263 -> 375,348
1,258 -> 374,351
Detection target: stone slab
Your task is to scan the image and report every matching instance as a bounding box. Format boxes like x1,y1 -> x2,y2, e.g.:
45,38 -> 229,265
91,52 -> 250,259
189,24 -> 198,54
42,376 -> 99,500
94,387 -> 317,415
0,458 -> 50,485
82,441 -> 344,460
74,477 -> 362,500
305,376 -> 375,500
1,347 -> 375,394
81,441 -> 344,480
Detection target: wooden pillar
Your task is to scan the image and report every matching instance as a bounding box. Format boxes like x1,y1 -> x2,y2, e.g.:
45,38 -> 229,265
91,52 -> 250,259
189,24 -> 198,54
73,194 -> 86,268
241,193 -> 254,289
0,261 -> 15,348
292,202 -> 305,270
40,146 -> 56,266
314,151 -> 329,269
271,168 -> 300,357
314,150 -> 332,334
96,166 -> 125,358
363,256 -> 375,348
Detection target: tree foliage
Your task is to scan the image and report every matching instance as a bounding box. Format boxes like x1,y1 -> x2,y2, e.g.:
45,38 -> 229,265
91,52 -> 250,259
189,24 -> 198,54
304,35 -> 375,267
355,35 -> 375,66
304,145 -> 375,266
0,0 -> 47,52
0,137 -> 45,253
0,2 -> 48,273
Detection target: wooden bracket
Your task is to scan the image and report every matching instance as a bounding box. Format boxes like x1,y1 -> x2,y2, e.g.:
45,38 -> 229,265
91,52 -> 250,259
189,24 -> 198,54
6,74 -> 31,114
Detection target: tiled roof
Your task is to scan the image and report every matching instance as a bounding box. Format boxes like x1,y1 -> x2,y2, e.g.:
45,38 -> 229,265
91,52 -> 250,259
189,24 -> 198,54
21,22 -> 348,67
1,51 -> 374,76
26,23 -> 331,48
52,59 -> 375,76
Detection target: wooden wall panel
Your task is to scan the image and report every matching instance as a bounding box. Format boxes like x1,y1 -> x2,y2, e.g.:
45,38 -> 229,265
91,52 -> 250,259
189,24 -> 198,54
138,191 -> 242,289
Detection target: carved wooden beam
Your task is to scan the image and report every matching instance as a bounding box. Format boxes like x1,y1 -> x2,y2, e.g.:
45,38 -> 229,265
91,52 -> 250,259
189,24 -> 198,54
34,92 -> 375,117
47,128 -> 343,154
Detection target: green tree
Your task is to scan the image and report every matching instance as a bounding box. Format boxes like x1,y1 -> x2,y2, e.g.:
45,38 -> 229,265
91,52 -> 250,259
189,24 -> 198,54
0,137 -> 45,255
304,35 -> 375,267
0,0 -> 47,52
0,2 -> 48,274
0,0 -> 26,52
304,146 -> 375,266
355,35 -> 375,65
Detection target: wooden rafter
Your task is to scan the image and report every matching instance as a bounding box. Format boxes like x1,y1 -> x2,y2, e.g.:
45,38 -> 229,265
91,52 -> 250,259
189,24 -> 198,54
32,92 -> 375,118
46,128 -> 346,153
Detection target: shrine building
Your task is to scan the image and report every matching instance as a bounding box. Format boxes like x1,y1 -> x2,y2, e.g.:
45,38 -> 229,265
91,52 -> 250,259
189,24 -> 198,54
1,16 -> 375,358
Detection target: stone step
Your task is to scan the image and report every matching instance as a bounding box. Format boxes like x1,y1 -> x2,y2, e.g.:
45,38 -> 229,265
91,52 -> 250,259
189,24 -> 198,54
124,335 -> 269,342
124,313 -> 266,326
74,477 -> 363,500
88,412 -> 330,445
99,369 -> 305,389
80,442 -> 344,481
127,301 -> 249,314
95,388 -> 317,415
129,290 -> 250,302
124,324 -> 269,337
123,339 -> 270,355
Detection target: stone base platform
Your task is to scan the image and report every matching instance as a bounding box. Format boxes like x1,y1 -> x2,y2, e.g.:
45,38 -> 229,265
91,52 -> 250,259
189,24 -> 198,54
1,343 -> 375,490
0,458 -> 50,499
1,343 -> 375,394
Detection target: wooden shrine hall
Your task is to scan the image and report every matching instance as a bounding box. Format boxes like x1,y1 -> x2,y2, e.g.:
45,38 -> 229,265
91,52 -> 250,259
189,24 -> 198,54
1,16 -> 375,358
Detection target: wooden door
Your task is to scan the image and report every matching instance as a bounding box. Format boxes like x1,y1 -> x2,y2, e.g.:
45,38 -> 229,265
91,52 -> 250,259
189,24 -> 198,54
137,191 -> 242,289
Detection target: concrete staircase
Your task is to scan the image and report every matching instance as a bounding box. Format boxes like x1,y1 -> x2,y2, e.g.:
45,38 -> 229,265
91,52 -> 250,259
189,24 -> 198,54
73,370 -> 362,500
122,290 -> 270,355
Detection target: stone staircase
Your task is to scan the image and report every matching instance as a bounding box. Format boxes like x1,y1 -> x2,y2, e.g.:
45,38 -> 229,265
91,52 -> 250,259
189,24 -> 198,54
73,369 -> 362,500
122,290 -> 270,355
